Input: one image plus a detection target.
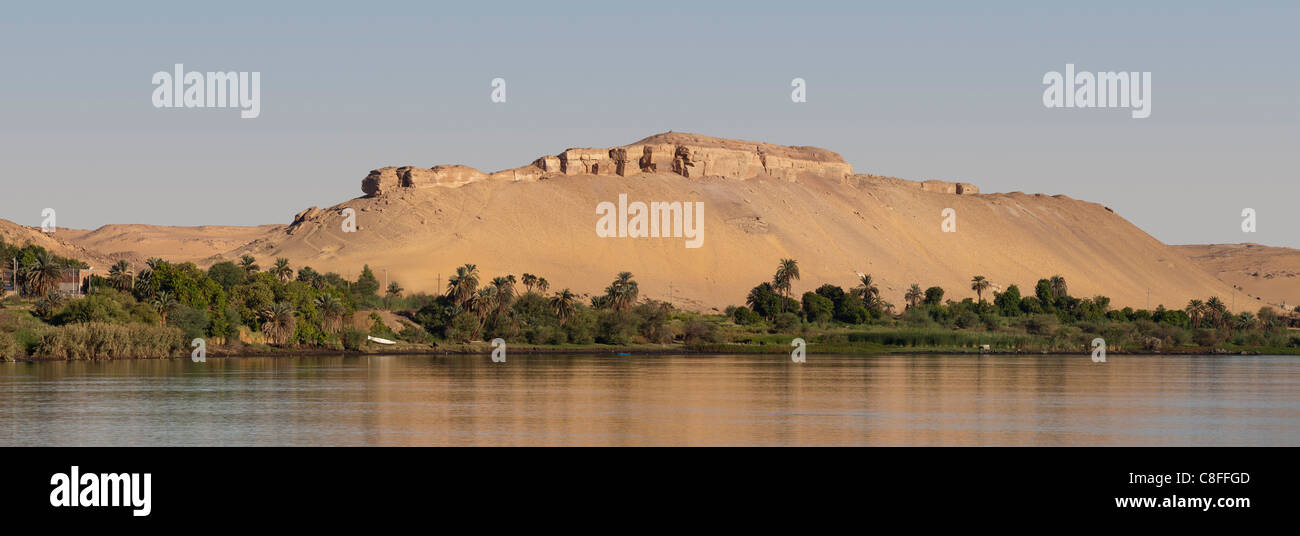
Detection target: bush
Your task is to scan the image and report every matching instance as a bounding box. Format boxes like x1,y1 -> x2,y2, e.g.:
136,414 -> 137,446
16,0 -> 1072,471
168,305 -> 211,340
341,328 -> 367,351
0,331 -> 19,361
730,306 -> 761,326
597,311 -> 639,345
563,308 -> 596,345
1026,314 -> 1059,336
368,312 -> 396,338
772,312 -> 800,333
953,311 -> 981,329
1193,328 -> 1226,347
801,292 -> 834,324
446,312 -> 479,342
682,318 -> 718,344
397,320 -> 432,344
33,322 -> 186,359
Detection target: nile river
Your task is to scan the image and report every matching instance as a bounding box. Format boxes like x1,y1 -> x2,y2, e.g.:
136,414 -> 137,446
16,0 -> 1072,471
1,354 -> 1295,446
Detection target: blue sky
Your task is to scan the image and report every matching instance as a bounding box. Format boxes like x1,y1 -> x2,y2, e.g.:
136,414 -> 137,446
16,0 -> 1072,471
2,1 -> 1296,247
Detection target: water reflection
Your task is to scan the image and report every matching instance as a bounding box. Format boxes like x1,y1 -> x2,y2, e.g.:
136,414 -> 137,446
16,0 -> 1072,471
0,354 -> 1295,446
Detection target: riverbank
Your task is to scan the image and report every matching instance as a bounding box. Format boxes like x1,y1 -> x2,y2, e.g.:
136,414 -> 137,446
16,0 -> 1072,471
8,338 -> 1297,362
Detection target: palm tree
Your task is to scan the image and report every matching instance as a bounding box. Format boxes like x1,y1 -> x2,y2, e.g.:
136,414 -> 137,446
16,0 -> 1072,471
260,301 -> 297,345
273,258 -> 293,282
1233,312 -> 1257,331
22,251 -> 66,298
603,272 -> 639,311
772,259 -> 800,311
971,275 -> 991,304
854,273 -> 880,306
108,260 -> 133,292
905,284 -> 924,309
314,294 -> 346,334
382,281 -> 403,309
145,257 -> 167,271
469,287 -> 499,338
1185,299 -> 1205,327
239,255 -> 259,273
490,276 -> 515,314
550,288 -> 577,325
150,291 -> 179,326
1205,297 -> 1227,328
133,268 -> 154,298
446,264 -> 480,307
1049,275 -> 1068,300
535,277 -> 550,294
521,273 -> 538,294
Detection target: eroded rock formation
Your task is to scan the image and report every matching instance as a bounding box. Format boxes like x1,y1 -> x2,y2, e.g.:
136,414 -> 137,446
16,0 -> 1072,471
359,131 -> 977,196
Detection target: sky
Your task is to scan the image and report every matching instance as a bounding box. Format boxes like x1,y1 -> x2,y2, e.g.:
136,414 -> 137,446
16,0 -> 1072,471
1,1 -> 1296,247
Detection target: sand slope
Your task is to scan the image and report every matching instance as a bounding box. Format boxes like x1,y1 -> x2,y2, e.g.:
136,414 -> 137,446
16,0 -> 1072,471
58,224 -> 281,266
0,218 -> 118,269
229,170 -> 1237,312
1174,244 -> 1300,311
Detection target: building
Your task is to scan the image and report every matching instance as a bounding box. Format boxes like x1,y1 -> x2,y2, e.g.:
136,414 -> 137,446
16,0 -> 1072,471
1,268 -> 86,296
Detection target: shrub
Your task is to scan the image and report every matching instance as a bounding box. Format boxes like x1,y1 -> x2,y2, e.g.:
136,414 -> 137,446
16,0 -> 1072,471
772,312 -> 800,333
730,306 -> 762,325
32,322 -> 186,359
1026,314 -> 1059,336
801,292 -> 834,324
168,305 -> 211,340
446,312 -> 479,342
0,331 -> 19,361
563,308 -> 596,345
682,318 -> 718,344
597,311 -> 639,345
953,311 -> 981,329
396,320 -> 431,343
341,327 -> 367,351
1193,328 -> 1226,348
368,312 -> 396,338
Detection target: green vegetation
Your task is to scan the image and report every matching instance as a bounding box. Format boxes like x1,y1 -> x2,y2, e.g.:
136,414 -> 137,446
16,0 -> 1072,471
1,242 -> 1297,360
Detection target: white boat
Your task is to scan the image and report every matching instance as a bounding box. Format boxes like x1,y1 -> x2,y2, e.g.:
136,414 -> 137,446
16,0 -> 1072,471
366,335 -> 397,345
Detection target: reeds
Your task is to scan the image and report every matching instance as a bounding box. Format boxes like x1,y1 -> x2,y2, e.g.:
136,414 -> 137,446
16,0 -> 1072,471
33,322 -> 186,360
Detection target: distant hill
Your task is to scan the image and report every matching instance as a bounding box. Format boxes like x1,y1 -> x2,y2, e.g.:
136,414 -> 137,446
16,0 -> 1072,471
210,132 -> 1239,311
1174,243 -> 1300,312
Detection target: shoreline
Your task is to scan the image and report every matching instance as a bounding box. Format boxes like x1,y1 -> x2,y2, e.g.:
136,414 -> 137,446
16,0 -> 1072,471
6,342 -> 1295,362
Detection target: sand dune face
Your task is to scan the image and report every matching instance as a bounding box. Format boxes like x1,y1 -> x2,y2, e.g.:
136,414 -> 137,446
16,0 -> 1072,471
1174,244 -> 1300,311
0,218 -> 118,269
58,224 -> 281,266
222,133 -> 1238,311
12,133 -> 1266,312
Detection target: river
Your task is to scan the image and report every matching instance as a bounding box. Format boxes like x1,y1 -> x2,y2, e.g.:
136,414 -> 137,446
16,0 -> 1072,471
1,354 -> 1295,446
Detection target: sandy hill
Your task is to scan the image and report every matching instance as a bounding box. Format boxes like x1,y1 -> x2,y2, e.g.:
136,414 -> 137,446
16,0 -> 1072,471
58,224 -> 281,266
212,132 -> 1240,312
1174,243 -> 1300,311
0,218 -> 118,269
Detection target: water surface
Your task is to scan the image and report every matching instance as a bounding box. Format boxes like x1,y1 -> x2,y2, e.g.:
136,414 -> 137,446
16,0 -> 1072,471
1,354 -> 1295,446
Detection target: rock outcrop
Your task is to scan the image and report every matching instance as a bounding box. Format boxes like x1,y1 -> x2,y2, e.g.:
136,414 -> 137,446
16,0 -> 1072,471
360,132 -> 865,196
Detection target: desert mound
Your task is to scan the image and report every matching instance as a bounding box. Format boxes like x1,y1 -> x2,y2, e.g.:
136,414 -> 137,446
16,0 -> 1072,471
0,218 -> 118,269
219,132 -> 1238,312
1175,243 -> 1300,311
58,224 -> 281,266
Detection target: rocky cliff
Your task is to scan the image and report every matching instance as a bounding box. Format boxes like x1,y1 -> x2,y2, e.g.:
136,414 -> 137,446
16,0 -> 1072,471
360,132 -> 885,196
